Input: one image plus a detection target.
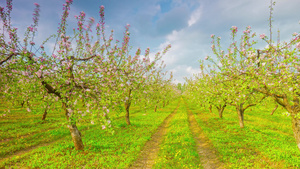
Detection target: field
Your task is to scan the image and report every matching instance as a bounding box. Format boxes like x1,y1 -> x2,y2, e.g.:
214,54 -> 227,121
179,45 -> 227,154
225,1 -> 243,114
1,98 -> 300,168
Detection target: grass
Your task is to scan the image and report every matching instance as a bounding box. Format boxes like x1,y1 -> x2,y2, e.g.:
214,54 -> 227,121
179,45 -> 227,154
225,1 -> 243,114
0,99 -> 179,168
185,100 -> 300,168
154,99 -> 202,169
2,97 -> 300,168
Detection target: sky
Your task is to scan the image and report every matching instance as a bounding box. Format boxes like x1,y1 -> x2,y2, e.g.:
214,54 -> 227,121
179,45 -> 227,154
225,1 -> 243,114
2,0 -> 300,84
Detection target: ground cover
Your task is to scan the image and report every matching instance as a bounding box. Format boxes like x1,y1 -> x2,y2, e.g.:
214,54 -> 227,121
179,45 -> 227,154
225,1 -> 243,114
154,99 -> 202,169
0,100 -> 179,168
185,100 -> 300,168
2,97 -> 299,168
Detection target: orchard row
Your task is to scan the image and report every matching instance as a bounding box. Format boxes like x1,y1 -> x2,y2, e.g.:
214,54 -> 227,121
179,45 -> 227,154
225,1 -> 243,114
184,1 -> 300,151
0,0 -> 180,150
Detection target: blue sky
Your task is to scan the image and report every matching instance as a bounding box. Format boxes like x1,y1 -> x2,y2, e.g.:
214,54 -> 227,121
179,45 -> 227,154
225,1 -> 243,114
2,0 -> 300,83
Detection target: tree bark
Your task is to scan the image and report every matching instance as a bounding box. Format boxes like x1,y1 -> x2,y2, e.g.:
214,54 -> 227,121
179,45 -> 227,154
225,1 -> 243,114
42,102 -> 50,120
236,106 -> 244,128
68,123 -> 84,150
270,105 -> 278,115
125,101 -> 131,125
63,102 -> 84,150
209,105 -> 212,113
292,116 -> 300,151
124,89 -> 132,125
217,104 -> 226,118
21,100 -> 25,107
42,105 -> 48,120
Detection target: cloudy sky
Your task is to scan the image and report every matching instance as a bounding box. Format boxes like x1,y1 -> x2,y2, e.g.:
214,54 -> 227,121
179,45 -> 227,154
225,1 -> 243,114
2,0 -> 300,83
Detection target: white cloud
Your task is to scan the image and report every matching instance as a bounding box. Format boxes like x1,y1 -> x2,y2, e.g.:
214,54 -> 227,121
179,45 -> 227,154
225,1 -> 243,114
169,65 -> 201,84
188,6 -> 202,27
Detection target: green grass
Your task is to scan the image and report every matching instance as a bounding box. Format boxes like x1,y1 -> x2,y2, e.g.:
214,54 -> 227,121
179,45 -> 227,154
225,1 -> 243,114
185,100 -> 300,168
154,100 -> 202,169
0,100 -> 179,168
2,97 -> 300,168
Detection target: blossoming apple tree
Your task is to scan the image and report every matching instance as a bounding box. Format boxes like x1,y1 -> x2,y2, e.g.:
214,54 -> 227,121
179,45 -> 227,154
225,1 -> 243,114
0,0 -> 172,150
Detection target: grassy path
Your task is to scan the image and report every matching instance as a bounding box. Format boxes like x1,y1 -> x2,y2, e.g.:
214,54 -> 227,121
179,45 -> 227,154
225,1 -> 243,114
185,100 -> 300,168
184,101 -> 224,169
153,99 -> 202,169
128,102 -> 179,168
129,98 -> 225,169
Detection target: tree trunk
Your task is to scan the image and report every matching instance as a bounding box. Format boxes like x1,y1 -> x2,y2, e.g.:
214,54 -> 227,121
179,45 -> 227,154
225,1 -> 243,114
154,105 -> 157,112
42,102 -> 50,120
63,102 -> 84,150
42,106 -> 48,120
292,116 -> 300,151
217,104 -> 226,118
21,100 -> 25,107
68,123 -> 84,150
124,89 -> 132,125
236,107 -> 244,128
125,101 -> 131,125
270,105 -> 278,115
209,105 -> 212,113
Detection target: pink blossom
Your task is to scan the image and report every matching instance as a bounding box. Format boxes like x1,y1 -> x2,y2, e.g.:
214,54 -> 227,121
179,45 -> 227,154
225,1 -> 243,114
35,70 -> 42,78
91,120 -> 94,125
90,17 -> 95,22
296,42 -> 300,49
102,125 -> 106,129
231,26 -> 238,33
210,34 -> 214,38
260,34 -> 266,39
30,41 -> 35,45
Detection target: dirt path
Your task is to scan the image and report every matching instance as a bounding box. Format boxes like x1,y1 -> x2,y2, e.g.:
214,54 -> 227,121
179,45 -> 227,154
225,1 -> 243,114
185,102 -> 224,169
128,103 -> 179,169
